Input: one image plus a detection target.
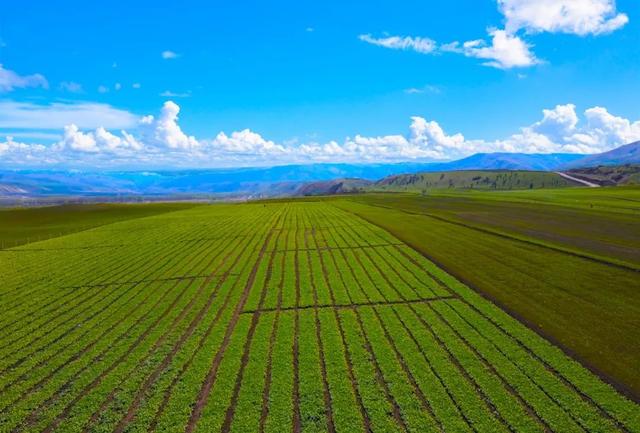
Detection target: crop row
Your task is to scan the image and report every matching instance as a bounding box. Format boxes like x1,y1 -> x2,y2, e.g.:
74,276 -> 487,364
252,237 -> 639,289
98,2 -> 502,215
1,201 -> 637,432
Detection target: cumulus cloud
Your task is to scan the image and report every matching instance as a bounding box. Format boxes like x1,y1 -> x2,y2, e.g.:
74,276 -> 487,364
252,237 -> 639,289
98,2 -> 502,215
492,104 -> 640,154
212,129 -> 286,155
530,103 -> 579,142
360,0 -> 627,69
56,124 -> 143,154
359,34 -> 437,54
0,64 -> 48,92
3,101 -> 639,168
0,136 -> 49,164
57,124 -> 99,153
140,101 -> 199,150
0,136 -> 45,155
499,0 -> 629,35
448,29 -> 540,69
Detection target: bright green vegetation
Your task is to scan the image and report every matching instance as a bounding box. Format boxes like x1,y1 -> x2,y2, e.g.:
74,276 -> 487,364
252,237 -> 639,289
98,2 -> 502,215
0,202 -> 200,249
372,170 -> 576,192
334,187 -> 640,399
0,200 -> 638,432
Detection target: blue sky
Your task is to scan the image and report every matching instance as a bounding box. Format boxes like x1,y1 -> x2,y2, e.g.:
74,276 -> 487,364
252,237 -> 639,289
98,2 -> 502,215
1,0 -> 639,168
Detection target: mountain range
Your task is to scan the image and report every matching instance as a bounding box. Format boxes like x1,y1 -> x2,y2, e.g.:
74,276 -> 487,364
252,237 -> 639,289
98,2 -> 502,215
1,141 -> 638,199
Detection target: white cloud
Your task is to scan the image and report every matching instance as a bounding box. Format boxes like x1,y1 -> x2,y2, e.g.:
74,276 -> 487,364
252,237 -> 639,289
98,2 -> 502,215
454,29 -> 540,69
530,103 -> 579,142
0,131 -> 61,141
56,124 -> 142,154
404,85 -> 441,95
58,124 -> 99,153
140,101 -> 199,150
0,136 -> 49,164
359,34 -> 437,54
97,85 -> 109,93
3,101 -> 638,168
360,30 -> 538,69
492,104 -> 640,154
160,90 -> 191,97
59,81 -> 83,93
577,106 -> 640,148
0,136 -> 45,155
0,64 -> 48,92
114,83 -> 122,91
132,83 -> 141,89
499,0 -> 629,35
212,129 -> 286,155
360,0 -> 628,70
0,101 -> 137,129
161,50 -> 180,59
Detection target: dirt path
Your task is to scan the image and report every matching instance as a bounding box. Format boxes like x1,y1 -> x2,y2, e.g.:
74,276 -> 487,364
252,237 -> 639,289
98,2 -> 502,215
555,172 -> 600,187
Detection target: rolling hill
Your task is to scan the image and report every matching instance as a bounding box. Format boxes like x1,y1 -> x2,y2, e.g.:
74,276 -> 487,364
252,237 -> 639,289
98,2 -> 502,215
2,141 -> 640,200
295,178 -> 373,196
372,170 -> 578,192
566,164 -> 640,186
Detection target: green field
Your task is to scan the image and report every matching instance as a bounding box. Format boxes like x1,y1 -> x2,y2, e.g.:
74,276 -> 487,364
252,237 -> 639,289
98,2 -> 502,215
0,200 -> 638,432
0,202 -> 200,249
334,187 -> 640,400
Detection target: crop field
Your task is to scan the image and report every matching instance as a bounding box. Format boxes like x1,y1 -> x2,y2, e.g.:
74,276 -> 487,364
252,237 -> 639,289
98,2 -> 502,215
0,201 -> 638,432
335,188 -> 640,398
0,202 -> 200,249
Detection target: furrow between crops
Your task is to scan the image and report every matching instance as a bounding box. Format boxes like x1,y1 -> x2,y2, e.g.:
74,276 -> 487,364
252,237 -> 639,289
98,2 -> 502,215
184,209 -> 283,433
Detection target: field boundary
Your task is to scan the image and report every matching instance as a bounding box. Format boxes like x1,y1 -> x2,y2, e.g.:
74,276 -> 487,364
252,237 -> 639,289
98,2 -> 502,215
353,200 -> 640,272
241,295 -> 457,314
339,201 -> 640,403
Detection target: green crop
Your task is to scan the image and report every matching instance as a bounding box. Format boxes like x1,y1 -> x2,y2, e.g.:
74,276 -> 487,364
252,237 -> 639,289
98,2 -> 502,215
0,200 -> 637,433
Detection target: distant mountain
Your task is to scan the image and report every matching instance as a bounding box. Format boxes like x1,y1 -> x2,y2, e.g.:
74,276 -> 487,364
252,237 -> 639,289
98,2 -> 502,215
295,178 -> 373,196
563,141 -> 640,169
4,142 -> 640,200
435,152 -> 584,171
0,165 -> 422,198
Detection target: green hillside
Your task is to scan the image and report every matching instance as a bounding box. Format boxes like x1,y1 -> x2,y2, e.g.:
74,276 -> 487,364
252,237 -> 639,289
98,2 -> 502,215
373,170 -> 577,192
567,164 -> 640,186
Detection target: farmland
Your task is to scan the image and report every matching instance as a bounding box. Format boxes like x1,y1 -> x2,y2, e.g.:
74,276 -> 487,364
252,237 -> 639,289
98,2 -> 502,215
0,201 -> 638,432
0,202 -> 200,249
335,188 -> 640,398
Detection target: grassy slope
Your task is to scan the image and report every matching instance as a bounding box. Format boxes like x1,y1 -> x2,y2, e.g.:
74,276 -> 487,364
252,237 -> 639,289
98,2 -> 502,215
333,187 -> 640,399
0,202 -> 200,248
372,170 -> 577,192
568,165 -> 640,186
